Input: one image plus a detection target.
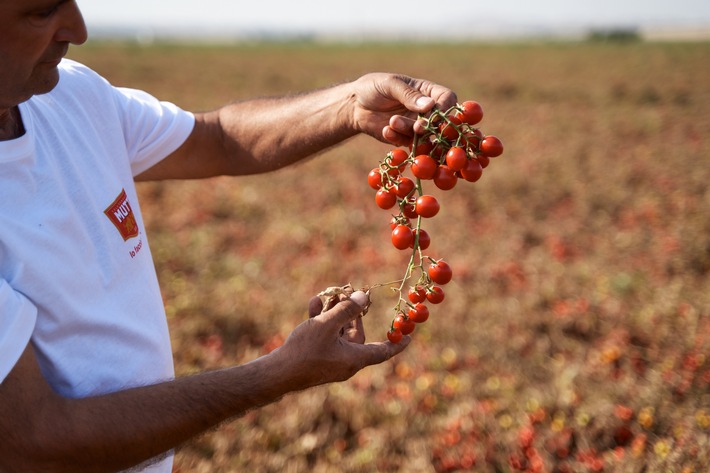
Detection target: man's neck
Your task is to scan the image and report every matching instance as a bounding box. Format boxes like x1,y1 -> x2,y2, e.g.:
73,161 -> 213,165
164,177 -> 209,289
0,106 -> 24,141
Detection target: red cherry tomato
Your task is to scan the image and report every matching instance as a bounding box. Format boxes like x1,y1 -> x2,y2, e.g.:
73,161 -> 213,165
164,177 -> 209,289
445,147 -> 467,171
480,135 -> 504,157
456,101 -> 484,125
460,158 -> 483,183
410,229 -> 431,250
408,303 -> 430,323
387,148 -> 408,168
439,116 -> 462,141
430,143 -> 447,161
391,224 -> 414,250
466,128 -> 484,149
402,201 -> 418,219
411,155 -> 438,180
387,327 -> 403,344
368,168 -> 383,190
375,187 -> 397,209
415,195 -> 440,218
384,166 -> 401,179
395,177 -> 415,199
426,286 -> 445,304
390,216 -> 410,230
477,154 -> 490,169
408,286 -> 427,304
433,164 -> 458,191
428,259 -> 453,285
393,314 -> 416,335
410,139 -> 434,156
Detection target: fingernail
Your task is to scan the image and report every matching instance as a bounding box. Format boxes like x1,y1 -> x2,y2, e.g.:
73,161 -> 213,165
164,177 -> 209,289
350,291 -> 369,307
391,116 -> 405,130
416,96 -> 434,109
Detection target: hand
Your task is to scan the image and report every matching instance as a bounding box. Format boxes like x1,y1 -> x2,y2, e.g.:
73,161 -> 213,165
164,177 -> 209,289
272,291 -> 410,390
350,73 -> 458,147
307,288 -> 366,343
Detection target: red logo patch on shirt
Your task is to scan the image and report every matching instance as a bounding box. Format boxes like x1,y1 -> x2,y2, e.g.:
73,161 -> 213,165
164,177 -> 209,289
104,188 -> 139,241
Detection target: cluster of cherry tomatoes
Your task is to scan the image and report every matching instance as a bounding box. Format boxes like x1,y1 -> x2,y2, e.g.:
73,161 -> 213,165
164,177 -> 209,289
366,100 -> 504,343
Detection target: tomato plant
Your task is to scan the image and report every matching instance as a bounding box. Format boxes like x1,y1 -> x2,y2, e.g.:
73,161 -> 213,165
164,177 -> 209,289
364,100 -> 503,342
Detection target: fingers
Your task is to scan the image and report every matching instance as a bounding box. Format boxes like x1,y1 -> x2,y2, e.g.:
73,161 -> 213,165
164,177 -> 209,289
319,290 -> 369,329
382,126 -> 411,147
390,76 -> 458,115
342,315 -> 365,344
384,76 -> 437,114
308,296 -> 323,319
323,290 -> 411,364
383,116 -> 435,147
312,290 -> 411,364
359,335 -> 412,367
428,85 -> 458,112
384,115 -> 415,142
380,80 -> 458,146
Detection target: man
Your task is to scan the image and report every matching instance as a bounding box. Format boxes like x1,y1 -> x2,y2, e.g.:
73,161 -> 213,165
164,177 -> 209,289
0,1 -> 457,471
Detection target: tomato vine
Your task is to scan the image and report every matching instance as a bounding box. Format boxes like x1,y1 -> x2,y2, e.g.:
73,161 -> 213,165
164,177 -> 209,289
366,101 -> 504,342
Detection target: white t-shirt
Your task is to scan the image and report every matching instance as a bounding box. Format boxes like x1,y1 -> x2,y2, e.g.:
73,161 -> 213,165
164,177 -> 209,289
0,59 -> 195,472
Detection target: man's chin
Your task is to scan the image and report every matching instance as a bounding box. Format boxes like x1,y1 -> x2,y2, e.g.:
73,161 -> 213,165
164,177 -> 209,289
32,68 -> 61,96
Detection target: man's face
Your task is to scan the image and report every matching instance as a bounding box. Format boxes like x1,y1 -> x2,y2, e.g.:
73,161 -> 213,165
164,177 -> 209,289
0,0 -> 87,109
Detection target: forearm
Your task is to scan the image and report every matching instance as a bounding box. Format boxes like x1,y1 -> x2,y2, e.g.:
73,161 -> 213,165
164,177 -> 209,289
1,294 -> 400,472
136,72 -> 456,181
213,82 -> 358,175
5,351 -> 292,473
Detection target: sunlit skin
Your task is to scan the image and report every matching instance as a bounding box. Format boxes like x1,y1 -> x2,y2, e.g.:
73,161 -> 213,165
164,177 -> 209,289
0,1 -> 463,470
0,0 -> 87,139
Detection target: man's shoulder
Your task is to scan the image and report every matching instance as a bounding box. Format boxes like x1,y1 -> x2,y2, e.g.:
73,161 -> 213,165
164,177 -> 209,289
57,59 -> 109,88
34,59 -> 117,112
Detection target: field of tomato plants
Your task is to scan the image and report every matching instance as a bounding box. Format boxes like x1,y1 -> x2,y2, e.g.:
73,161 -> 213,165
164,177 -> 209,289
68,39 -> 709,472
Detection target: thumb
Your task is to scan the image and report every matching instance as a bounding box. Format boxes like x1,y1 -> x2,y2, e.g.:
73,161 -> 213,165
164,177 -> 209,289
387,77 -> 435,114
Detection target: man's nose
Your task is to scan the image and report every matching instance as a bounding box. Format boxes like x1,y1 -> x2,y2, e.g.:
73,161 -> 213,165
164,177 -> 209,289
54,1 -> 88,45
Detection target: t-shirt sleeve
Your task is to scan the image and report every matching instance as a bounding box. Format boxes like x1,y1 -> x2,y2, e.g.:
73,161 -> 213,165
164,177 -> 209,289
112,86 -> 196,177
0,279 -> 37,383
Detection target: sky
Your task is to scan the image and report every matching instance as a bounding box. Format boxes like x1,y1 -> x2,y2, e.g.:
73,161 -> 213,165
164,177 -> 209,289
80,0 -> 710,40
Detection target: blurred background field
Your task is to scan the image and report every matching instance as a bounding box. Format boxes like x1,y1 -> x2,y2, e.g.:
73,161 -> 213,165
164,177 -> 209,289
68,39 -> 709,472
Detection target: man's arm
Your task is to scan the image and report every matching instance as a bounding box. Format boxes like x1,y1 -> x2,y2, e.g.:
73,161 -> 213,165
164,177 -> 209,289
0,292 -> 409,473
135,73 -> 457,181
